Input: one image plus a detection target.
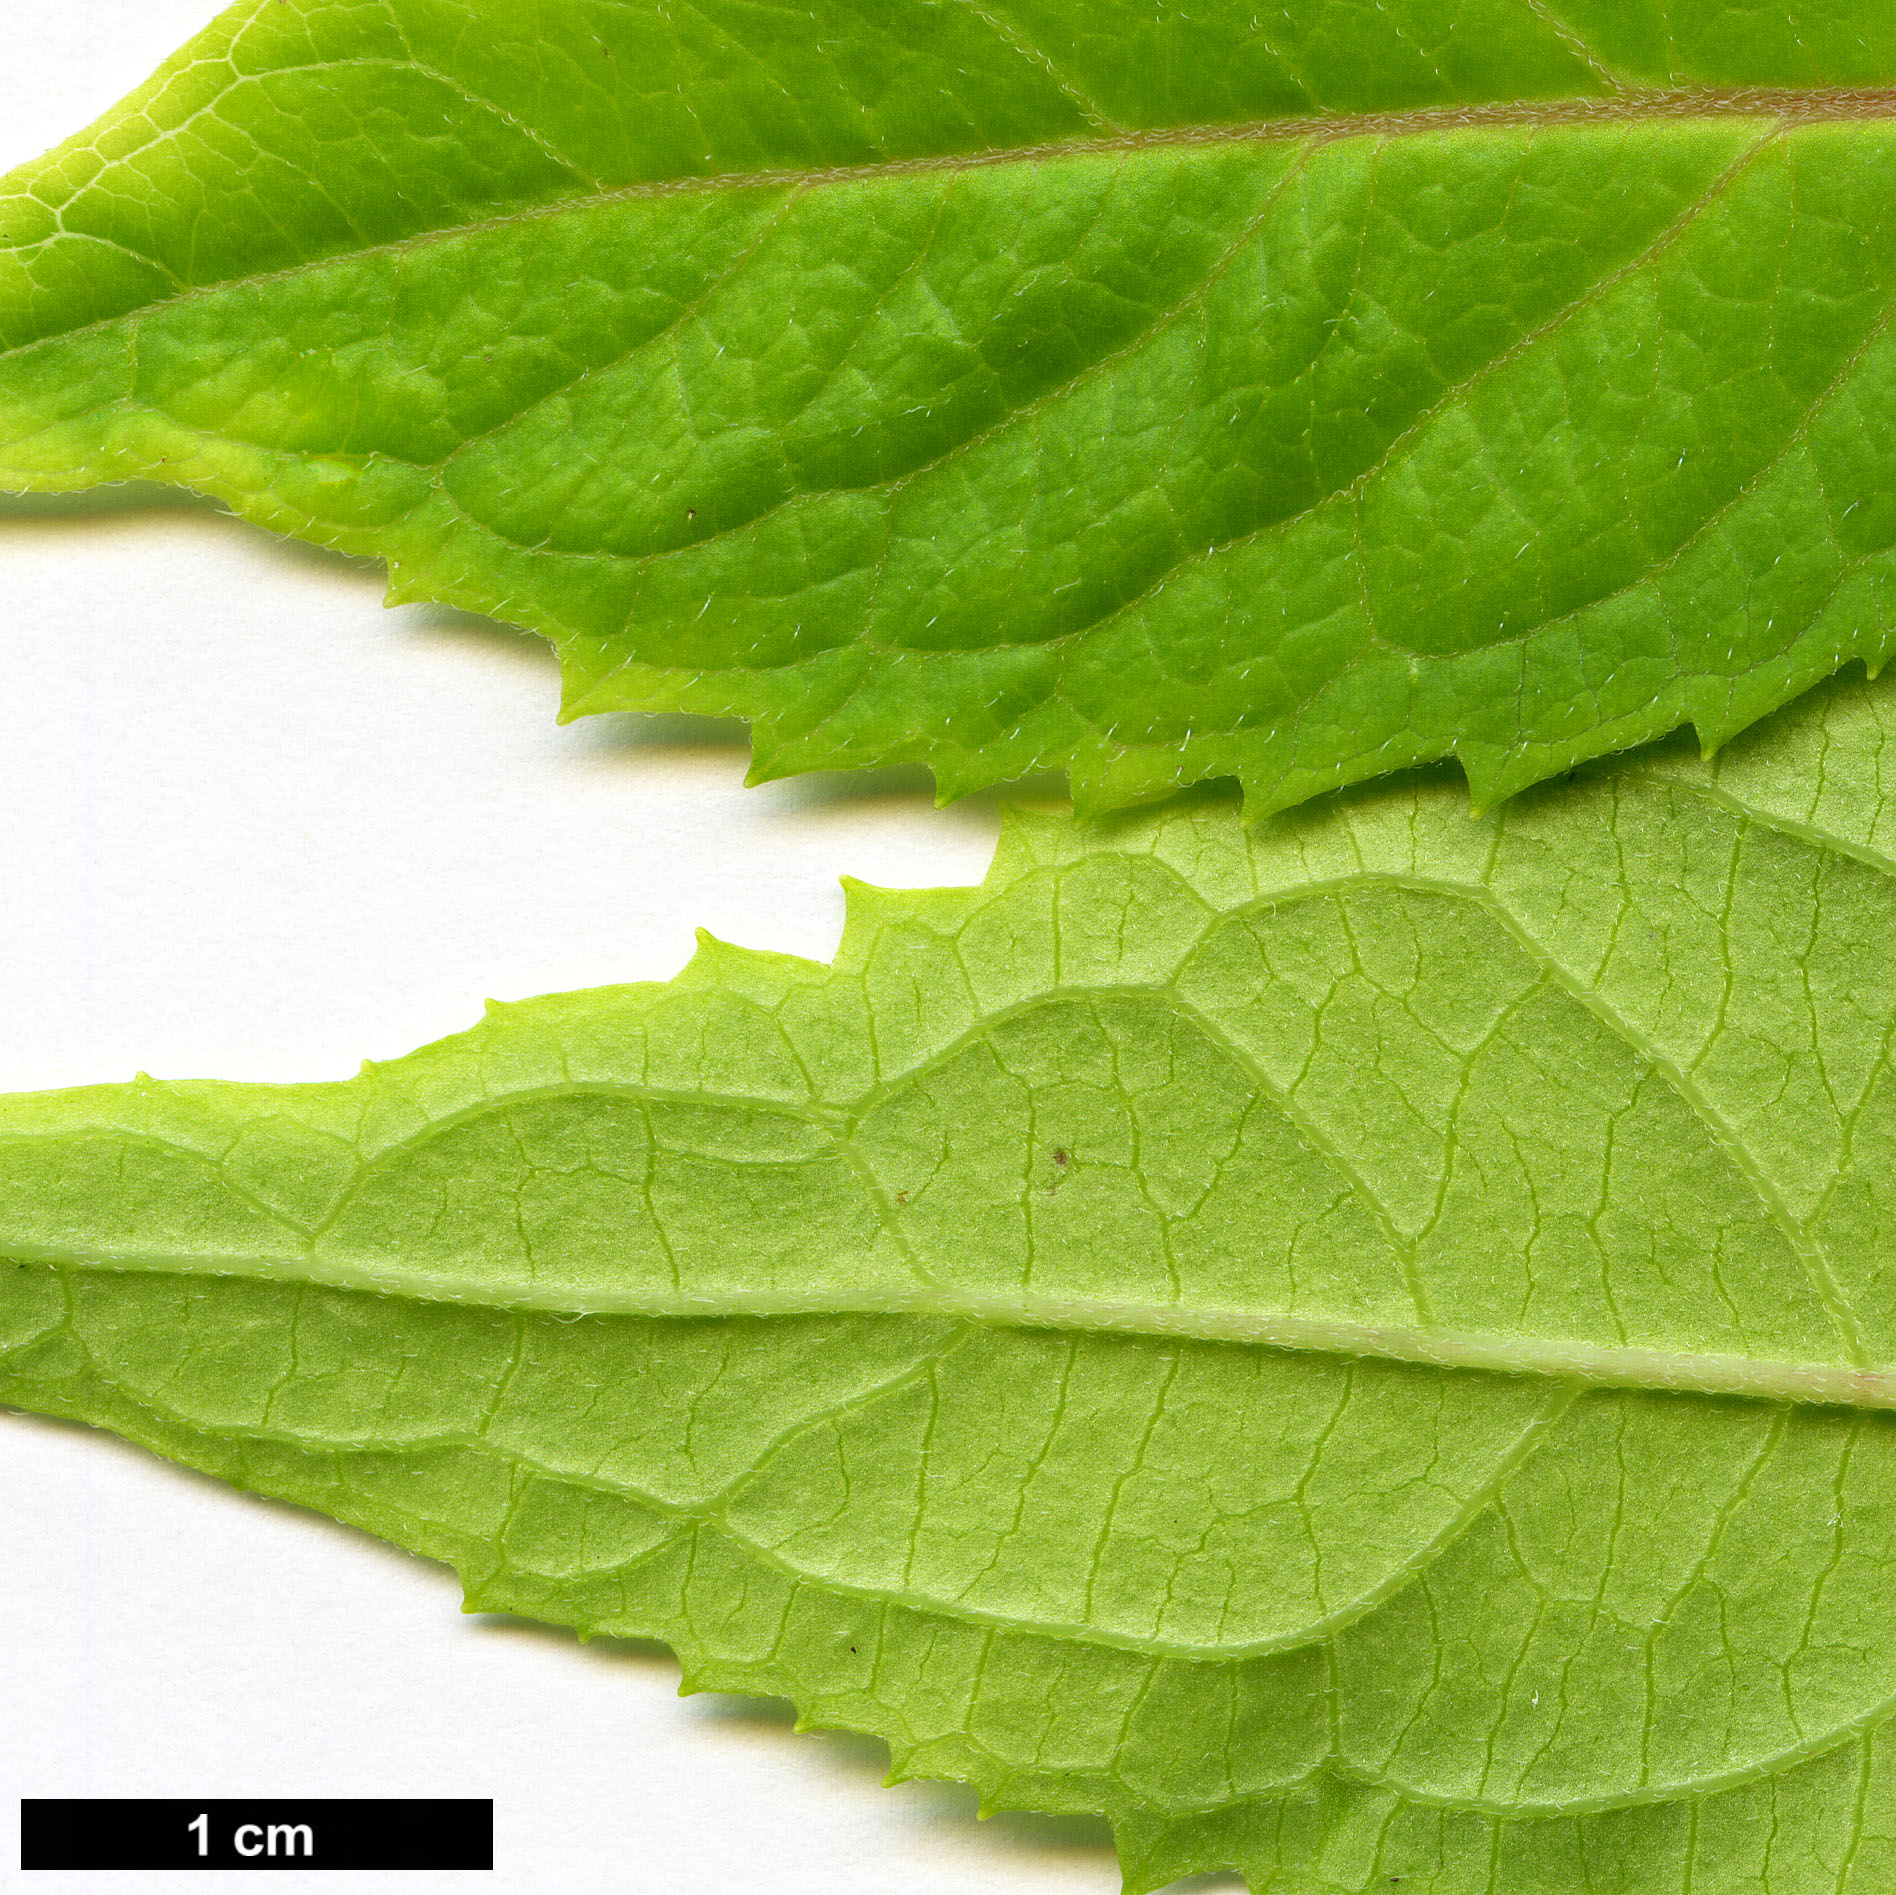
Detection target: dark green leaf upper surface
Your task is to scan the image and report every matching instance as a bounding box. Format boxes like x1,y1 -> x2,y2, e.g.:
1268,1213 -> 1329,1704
10,1 -> 1896,809
17,664 -> 1896,1886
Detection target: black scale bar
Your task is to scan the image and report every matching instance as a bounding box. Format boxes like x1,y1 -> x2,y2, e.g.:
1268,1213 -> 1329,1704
21,1799 -> 493,1871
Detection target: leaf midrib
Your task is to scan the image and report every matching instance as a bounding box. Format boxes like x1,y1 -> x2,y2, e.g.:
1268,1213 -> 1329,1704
6,85 -> 1896,374
0,784 -> 1876,1407
7,1251 -> 1889,1410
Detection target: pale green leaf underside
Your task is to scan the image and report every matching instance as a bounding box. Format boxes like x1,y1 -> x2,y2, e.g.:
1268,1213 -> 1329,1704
16,668 -> 1896,1887
14,4 -> 1896,811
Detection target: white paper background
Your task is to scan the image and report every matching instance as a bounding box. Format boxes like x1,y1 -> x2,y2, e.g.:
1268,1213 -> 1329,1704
0,7 -> 1172,1888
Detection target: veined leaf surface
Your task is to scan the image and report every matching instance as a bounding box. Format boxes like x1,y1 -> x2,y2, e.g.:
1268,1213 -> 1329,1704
11,4 -> 1896,811
15,668 -> 1896,1887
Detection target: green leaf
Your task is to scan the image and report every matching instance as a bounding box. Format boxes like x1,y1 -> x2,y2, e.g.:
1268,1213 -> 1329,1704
16,663 -> 1896,1888
11,3 -> 1896,812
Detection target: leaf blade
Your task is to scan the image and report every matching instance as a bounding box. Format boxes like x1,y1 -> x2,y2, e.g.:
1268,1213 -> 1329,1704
13,3 -> 1896,808
15,664 -> 1896,1883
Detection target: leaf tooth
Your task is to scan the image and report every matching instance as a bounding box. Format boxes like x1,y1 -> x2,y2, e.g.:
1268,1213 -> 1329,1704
675,1660 -> 779,1704
1449,739 -> 1511,819
987,803 -> 1088,880
677,927 -> 755,982
1066,746 -> 1126,819
380,566 -> 422,609
832,876 -> 979,966
672,928 -> 828,1002
1112,1855 -> 1178,1895
926,751 -> 1011,810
